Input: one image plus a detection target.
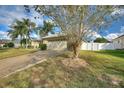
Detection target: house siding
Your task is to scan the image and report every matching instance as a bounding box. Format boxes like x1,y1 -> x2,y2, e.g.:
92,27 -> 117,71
31,41 -> 39,48
112,36 -> 124,49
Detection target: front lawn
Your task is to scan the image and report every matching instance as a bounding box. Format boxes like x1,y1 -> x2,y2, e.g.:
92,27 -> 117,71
0,48 -> 38,60
0,50 -> 124,88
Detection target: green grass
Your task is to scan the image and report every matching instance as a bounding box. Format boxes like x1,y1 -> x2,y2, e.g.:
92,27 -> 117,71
0,48 -> 37,60
0,50 -> 124,88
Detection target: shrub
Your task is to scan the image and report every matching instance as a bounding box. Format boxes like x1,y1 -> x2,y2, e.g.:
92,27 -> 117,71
3,42 -> 14,48
94,38 -> 109,43
7,42 -> 14,48
3,43 -> 8,48
39,43 -> 47,50
0,46 -> 2,49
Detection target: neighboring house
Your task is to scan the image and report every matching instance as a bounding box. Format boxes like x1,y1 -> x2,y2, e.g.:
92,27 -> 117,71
0,39 -> 21,48
0,41 -> 5,47
0,39 -> 10,47
112,35 -> 124,49
13,39 -> 20,48
42,34 -> 115,50
31,39 -> 41,48
13,39 -> 41,48
0,38 -> 41,48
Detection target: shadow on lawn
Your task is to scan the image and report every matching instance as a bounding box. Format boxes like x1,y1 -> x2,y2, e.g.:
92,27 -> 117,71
95,50 -> 124,59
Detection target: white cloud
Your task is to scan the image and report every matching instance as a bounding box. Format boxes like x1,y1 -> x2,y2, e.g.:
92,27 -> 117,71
104,25 -> 124,41
30,33 -> 40,39
112,8 -> 124,16
93,32 -> 102,38
0,31 -> 8,35
0,6 -> 26,25
120,26 -> 124,33
89,31 -> 102,40
86,31 -> 102,41
0,31 -> 10,39
0,6 -> 43,39
0,6 -> 43,26
104,33 -> 121,41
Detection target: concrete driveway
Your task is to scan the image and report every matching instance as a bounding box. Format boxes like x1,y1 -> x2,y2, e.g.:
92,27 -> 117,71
0,50 -> 62,78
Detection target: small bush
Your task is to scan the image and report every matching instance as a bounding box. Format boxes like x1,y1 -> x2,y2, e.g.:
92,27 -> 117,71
94,38 -> 109,43
3,42 -> 14,48
7,42 -> 14,48
39,43 -> 47,50
3,43 -> 8,48
0,46 -> 2,49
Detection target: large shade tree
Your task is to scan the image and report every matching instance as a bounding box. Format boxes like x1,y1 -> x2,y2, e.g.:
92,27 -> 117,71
27,5 -> 123,58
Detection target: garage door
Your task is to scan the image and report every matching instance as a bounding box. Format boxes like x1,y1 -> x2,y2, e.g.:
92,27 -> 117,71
47,41 -> 67,50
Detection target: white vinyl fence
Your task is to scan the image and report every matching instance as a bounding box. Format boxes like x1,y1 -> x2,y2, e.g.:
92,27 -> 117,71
46,41 -> 116,51
81,43 -> 115,50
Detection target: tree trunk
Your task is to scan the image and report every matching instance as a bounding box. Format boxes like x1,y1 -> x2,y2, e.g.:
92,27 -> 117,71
72,43 -> 81,58
26,37 -> 27,48
25,35 -> 28,49
20,36 -> 23,48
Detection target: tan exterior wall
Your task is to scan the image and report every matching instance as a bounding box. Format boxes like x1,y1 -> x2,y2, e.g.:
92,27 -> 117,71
0,44 -> 4,47
47,41 -> 67,50
113,36 -> 124,49
31,41 -> 39,48
43,40 -> 48,44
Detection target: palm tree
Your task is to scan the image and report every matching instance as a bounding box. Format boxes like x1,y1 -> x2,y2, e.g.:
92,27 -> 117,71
37,20 -> 55,38
8,18 -> 36,48
21,18 -> 36,48
8,20 -> 25,47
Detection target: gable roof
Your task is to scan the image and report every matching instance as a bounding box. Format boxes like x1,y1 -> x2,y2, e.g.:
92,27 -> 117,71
42,34 -> 66,41
0,39 -> 10,44
113,34 -> 124,40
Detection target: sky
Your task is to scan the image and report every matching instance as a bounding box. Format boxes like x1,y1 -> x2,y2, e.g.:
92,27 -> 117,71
0,5 -> 124,41
0,5 -> 43,40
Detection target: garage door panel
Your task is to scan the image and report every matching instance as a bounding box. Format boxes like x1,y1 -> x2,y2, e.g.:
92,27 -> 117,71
47,41 -> 67,50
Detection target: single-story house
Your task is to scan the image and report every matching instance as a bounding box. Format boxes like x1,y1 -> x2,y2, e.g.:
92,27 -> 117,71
13,38 -> 41,48
42,34 -> 67,50
31,39 -> 41,48
112,35 -> 124,49
42,34 -> 116,51
0,41 -> 5,47
0,39 -> 41,48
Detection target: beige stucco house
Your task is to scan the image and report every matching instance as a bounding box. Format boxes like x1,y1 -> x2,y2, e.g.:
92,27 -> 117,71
13,39 -> 41,48
0,39 -> 11,47
31,40 -> 41,48
112,35 -> 124,49
42,35 -> 67,50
